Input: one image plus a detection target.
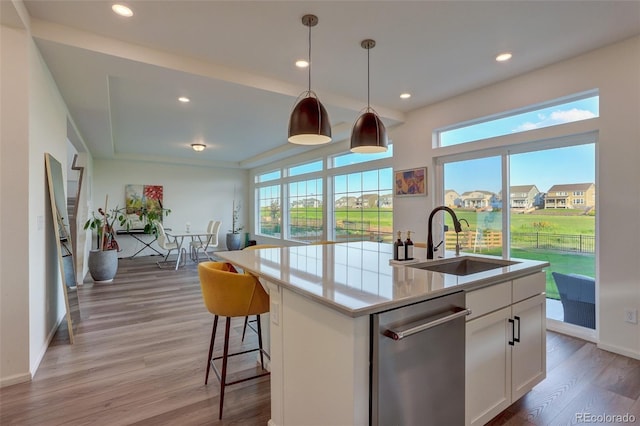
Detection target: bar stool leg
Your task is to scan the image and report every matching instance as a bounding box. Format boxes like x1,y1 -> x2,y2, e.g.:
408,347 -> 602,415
219,317 -> 231,420
205,315 -> 218,385
257,315 -> 265,369
241,316 -> 249,341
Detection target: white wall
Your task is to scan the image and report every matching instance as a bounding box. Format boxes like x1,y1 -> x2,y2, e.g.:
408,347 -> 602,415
0,22 -> 71,386
90,159 -> 249,263
28,32 -> 71,374
390,36 -> 640,358
0,25 -> 31,387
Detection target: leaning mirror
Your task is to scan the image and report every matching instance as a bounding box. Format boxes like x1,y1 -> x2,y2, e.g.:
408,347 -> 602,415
45,153 -> 81,343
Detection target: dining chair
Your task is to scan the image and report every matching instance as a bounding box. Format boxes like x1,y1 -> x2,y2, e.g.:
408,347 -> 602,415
190,220 -> 221,262
198,261 -> 270,419
155,221 -> 186,269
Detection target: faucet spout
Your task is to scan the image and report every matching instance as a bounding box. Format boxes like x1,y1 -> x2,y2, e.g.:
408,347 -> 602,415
427,206 -> 463,259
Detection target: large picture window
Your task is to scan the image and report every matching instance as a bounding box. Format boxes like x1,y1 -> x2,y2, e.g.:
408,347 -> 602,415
257,184 -> 281,238
288,178 -> 323,243
254,147 -> 393,242
333,168 -> 393,243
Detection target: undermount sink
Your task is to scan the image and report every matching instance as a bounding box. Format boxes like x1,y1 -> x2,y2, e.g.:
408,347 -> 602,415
410,256 -> 519,276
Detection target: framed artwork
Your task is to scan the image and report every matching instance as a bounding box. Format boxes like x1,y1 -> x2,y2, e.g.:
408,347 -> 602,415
394,167 -> 427,197
125,184 -> 164,228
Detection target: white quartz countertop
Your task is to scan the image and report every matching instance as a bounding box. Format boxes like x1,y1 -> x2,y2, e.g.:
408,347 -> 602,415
215,242 -> 549,317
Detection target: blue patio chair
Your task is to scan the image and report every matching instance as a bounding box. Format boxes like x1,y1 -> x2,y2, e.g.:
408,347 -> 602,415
551,272 -> 595,329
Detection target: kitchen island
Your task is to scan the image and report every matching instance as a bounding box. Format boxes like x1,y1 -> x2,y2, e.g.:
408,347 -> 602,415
216,241 -> 549,426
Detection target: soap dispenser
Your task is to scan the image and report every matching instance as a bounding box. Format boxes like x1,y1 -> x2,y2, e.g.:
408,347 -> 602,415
394,231 -> 405,261
405,231 -> 414,260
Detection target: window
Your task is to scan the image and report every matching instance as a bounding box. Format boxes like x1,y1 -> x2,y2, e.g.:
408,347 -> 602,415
257,184 -> 281,237
333,169 -> 393,243
443,157 -> 503,255
256,170 -> 281,183
288,178 -> 323,243
289,160 -> 323,177
332,144 -> 393,168
438,94 -> 599,147
573,191 -> 584,196
440,142 -> 595,329
254,148 -> 393,242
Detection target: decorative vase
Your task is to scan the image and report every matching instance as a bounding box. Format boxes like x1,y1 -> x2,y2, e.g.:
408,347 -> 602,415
88,249 -> 118,283
226,233 -> 243,251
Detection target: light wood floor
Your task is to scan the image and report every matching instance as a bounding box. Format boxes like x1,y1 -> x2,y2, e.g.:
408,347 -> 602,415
1,256 -> 639,425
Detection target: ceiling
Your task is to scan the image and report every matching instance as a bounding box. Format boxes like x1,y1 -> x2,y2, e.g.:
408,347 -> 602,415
13,1 -> 640,168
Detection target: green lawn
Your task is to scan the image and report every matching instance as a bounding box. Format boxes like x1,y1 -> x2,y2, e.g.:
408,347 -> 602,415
447,210 -> 595,235
481,247 -> 595,299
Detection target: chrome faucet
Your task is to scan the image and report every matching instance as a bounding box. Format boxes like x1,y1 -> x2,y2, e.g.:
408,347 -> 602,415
427,206 -> 463,259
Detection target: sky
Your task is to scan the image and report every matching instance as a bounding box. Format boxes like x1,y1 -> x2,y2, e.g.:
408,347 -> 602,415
443,96 -> 598,194
263,95 -> 598,198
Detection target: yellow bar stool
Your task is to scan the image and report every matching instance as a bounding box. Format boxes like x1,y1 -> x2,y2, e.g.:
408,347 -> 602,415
240,244 -> 280,341
198,261 -> 270,419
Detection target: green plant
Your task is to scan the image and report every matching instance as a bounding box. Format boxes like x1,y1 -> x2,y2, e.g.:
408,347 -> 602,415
229,200 -> 243,234
125,206 -> 171,235
84,206 -> 125,251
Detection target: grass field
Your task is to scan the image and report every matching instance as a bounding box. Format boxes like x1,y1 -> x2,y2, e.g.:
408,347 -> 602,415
478,247 -> 594,299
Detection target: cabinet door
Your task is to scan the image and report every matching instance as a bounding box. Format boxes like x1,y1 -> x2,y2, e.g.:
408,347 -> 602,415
465,306 -> 512,426
511,293 -> 546,401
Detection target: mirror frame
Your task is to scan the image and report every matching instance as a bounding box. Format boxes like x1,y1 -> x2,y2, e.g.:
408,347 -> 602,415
45,153 -> 81,343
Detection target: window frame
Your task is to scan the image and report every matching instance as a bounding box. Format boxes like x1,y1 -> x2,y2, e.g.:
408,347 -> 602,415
253,147 -> 394,243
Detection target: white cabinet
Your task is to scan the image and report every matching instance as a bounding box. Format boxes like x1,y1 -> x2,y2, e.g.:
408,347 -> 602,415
465,272 -> 546,426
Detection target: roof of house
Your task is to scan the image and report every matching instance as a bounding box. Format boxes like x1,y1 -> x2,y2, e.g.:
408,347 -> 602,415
510,185 -> 539,193
547,183 -> 595,192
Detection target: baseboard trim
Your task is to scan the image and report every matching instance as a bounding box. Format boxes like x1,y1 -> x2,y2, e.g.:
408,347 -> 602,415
30,314 -> 66,378
0,372 -> 31,388
597,341 -> 640,361
546,318 -> 597,343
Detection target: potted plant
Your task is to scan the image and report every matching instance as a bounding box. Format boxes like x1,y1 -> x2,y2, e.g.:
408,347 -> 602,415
122,206 -> 171,236
83,203 -> 123,283
226,200 -> 244,250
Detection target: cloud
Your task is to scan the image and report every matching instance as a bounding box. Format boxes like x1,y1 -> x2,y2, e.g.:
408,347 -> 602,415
512,108 -> 596,132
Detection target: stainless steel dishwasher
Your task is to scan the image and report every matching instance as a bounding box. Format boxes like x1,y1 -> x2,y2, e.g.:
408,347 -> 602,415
371,291 -> 469,425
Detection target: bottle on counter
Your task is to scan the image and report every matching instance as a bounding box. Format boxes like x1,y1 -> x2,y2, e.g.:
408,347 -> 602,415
405,230 -> 414,260
394,231 -> 405,261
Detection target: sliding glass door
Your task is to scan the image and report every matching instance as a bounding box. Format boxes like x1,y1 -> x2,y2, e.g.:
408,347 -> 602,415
440,143 -> 596,330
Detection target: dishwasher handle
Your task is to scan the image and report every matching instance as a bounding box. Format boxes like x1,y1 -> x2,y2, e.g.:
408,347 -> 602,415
383,307 -> 471,341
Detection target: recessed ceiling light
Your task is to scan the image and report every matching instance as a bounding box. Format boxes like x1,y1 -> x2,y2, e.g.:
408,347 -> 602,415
191,143 -> 206,152
400,93 -> 411,99
112,4 -> 133,17
178,96 -> 190,103
496,52 -> 513,62
295,59 -> 309,68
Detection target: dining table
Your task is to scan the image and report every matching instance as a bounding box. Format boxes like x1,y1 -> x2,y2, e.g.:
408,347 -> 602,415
165,229 -> 210,270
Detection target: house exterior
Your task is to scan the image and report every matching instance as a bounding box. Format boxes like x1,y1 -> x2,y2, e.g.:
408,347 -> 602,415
510,185 -> 542,209
545,183 -> 596,209
444,189 -> 461,207
460,190 -> 498,209
334,196 -> 358,208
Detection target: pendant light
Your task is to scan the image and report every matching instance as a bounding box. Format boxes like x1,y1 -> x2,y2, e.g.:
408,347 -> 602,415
288,14 -> 332,145
350,39 -> 388,153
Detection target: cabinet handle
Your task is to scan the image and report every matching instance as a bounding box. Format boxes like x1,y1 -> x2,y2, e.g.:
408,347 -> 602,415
383,307 -> 471,341
514,315 -> 521,343
508,318 -> 515,346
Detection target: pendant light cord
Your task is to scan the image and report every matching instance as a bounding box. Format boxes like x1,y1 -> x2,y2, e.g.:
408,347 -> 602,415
367,46 -> 371,109
308,21 -> 312,93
